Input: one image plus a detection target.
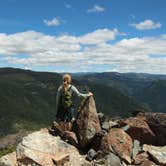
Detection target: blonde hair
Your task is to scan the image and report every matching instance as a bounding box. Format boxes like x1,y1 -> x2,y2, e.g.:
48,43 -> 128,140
63,74 -> 71,84
62,74 -> 71,91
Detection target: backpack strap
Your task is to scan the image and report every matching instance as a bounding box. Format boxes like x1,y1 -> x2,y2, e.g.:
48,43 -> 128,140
68,85 -> 72,91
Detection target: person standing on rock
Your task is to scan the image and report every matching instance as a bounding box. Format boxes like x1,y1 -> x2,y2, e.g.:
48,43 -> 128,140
55,74 -> 93,131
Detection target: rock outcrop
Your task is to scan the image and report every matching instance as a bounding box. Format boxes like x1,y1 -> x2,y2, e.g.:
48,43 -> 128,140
0,97 -> 166,166
75,96 -> 101,150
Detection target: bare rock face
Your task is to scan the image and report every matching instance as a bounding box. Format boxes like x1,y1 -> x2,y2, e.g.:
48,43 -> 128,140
119,117 -> 156,145
75,96 -> 101,150
98,128 -> 133,164
16,128 -> 90,166
0,152 -> 17,166
1,108 -> 165,166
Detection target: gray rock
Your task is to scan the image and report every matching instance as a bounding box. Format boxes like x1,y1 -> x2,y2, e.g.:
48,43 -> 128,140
132,139 -> 142,159
86,149 -> 97,161
98,112 -> 105,124
121,125 -> 130,131
105,152 -> 122,166
109,120 -> 118,128
101,121 -> 110,131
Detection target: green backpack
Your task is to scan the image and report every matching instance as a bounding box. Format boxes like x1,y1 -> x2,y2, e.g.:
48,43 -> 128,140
61,86 -> 73,109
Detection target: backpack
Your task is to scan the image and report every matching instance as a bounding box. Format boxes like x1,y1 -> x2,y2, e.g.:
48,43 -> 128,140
61,86 -> 73,109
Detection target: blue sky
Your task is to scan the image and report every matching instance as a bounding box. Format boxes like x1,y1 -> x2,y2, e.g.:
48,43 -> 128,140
0,0 -> 166,74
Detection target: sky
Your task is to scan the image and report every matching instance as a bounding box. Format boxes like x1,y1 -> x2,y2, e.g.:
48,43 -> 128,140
0,0 -> 166,74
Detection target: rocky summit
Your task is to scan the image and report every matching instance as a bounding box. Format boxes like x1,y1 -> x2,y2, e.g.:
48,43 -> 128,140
0,96 -> 166,166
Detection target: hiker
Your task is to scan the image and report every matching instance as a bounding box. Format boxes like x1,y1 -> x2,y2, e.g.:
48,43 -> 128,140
55,74 -> 93,131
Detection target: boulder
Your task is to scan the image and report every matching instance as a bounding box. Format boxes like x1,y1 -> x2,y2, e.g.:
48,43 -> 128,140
75,96 -> 101,150
98,128 -> 133,164
143,144 -> 166,165
140,112 -> 166,146
16,128 -> 90,166
90,130 -> 107,152
62,131 -> 78,147
119,117 -> 156,145
133,152 -> 149,165
0,152 -> 17,166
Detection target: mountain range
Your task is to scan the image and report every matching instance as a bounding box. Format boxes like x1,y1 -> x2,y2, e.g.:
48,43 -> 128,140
0,67 -> 166,137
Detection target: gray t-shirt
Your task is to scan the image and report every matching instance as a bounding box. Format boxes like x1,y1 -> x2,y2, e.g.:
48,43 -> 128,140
55,84 -> 89,112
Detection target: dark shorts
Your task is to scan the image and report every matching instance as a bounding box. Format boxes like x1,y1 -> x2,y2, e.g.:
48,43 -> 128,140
56,106 -> 75,122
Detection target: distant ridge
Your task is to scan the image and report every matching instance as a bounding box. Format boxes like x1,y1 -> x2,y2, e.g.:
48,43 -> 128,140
0,67 -> 145,137
0,67 -> 165,138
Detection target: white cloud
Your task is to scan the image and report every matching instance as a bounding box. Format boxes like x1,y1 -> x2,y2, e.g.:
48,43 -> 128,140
78,28 -> 126,44
55,28 -> 125,45
130,19 -> 161,30
0,30 -> 166,74
64,3 -> 71,8
43,17 -> 61,26
87,5 -> 105,13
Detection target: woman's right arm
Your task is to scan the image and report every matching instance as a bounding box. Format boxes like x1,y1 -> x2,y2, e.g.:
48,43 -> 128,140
71,85 -> 92,98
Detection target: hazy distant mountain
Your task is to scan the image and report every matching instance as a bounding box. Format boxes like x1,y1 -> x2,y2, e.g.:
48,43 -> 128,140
72,72 -> 166,113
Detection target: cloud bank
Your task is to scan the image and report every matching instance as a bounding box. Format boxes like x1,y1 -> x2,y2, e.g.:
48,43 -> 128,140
0,29 -> 166,74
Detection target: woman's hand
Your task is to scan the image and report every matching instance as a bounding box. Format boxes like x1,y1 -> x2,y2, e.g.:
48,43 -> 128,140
88,92 -> 93,96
